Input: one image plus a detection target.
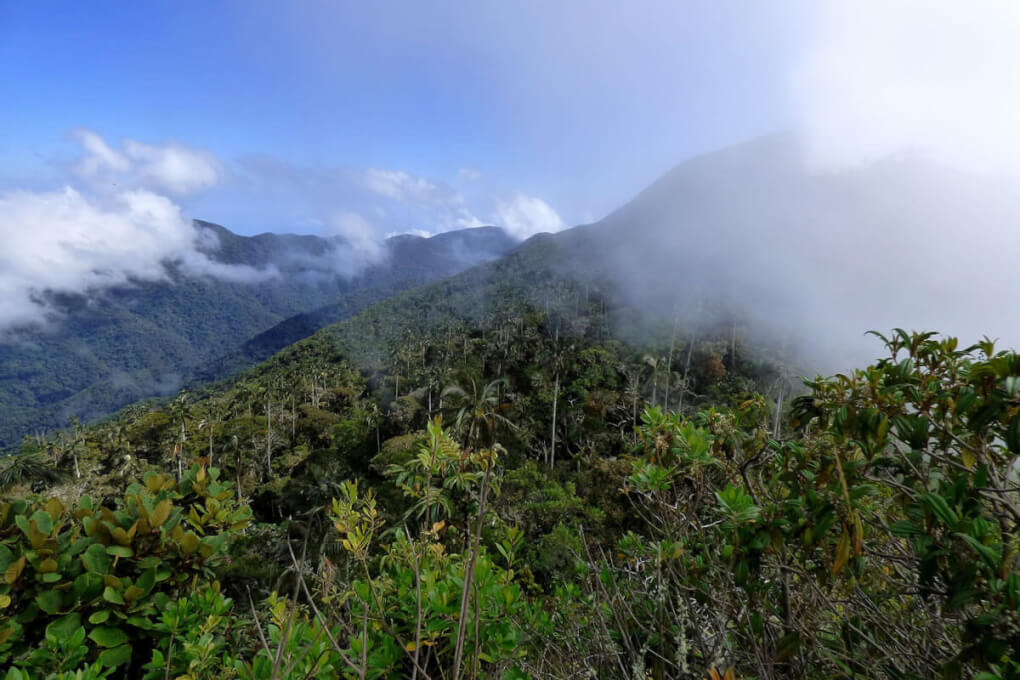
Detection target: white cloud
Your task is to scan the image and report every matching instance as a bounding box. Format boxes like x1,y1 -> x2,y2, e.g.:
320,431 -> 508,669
385,229 -> 434,239
0,132 -> 272,331
448,208 -> 485,231
73,129 -> 221,195
122,139 -> 221,194
491,193 -> 565,239
327,211 -> 385,264
74,129 -> 130,176
358,166 -> 489,234
794,0 -> 1020,176
364,168 -> 440,202
0,186 -> 260,328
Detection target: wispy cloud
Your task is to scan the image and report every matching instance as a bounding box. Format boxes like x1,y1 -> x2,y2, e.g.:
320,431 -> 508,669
73,129 -> 221,195
229,158 -> 556,239
491,193 -> 565,239
364,168 -> 441,202
327,211 -> 385,261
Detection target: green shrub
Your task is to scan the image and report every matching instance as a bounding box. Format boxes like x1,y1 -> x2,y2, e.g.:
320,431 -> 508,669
0,465 -> 251,673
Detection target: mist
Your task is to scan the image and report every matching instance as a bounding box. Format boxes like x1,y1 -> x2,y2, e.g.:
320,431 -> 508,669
560,0 -> 1020,371
4,2 -> 1020,365
787,0 -> 1020,365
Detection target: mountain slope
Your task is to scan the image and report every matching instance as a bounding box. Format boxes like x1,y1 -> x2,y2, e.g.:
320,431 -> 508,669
10,132 -> 1015,449
257,134 -> 1020,385
193,226 -> 519,381
0,223 -> 517,449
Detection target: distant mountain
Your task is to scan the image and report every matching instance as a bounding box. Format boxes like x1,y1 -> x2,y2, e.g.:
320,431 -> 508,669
192,226 -> 519,381
0,222 -> 518,449
8,133 -> 1015,449
260,134 -> 1020,383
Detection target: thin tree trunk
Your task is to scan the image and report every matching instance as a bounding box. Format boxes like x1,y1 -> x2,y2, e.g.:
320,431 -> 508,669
550,372 -> 559,468
179,422 -> 186,480
632,386 -> 639,443
665,315 -> 678,411
234,441 -> 242,497
774,387 -> 784,438
651,360 -> 658,408
265,401 -> 272,473
730,320 -> 737,371
680,334 -> 696,414
453,464 -> 493,680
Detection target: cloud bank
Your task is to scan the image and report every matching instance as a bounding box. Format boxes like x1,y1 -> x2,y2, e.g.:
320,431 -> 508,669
1,128 -> 569,332
0,132 -> 265,331
492,194 -> 565,240
794,0 -> 1020,177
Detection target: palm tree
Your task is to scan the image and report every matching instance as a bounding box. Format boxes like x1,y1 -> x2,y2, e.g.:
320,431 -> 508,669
440,378 -> 516,449
167,391 -> 192,480
540,341 -> 574,468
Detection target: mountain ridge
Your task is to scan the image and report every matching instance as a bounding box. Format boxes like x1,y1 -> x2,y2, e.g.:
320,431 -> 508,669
0,222 -> 519,449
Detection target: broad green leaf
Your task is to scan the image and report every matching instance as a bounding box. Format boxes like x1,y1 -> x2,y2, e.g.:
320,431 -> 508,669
89,609 -> 112,624
103,586 -> 125,605
106,545 -> 133,559
98,643 -> 133,667
46,613 -> 81,638
81,543 -> 111,574
89,625 -> 129,648
35,589 -> 61,615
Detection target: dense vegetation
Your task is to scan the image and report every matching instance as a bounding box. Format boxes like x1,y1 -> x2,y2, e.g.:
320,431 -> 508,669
4,248 -> 1019,680
0,224 -> 516,451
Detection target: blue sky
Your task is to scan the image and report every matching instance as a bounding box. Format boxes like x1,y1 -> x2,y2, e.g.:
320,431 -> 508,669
4,1 -> 1020,339
0,1 -> 808,236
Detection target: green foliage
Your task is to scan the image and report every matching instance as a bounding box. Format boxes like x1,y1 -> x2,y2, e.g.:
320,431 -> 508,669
0,447 -> 63,495
320,439 -> 537,679
141,586 -> 240,680
0,464 -> 251,673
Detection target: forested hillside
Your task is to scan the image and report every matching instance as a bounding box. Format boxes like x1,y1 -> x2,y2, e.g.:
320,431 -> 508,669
4,136 -> 1020,679
0,224 -> 517,450
9,1 -> 1019,677
4,249 -> 1019,677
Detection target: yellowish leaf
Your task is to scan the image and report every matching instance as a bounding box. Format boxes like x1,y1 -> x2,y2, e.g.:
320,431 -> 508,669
832,532 -> 851,576
149,499 -> 173,528
4,556 -> 25,584
961,448 -> 976,469
852,513 -> 864,557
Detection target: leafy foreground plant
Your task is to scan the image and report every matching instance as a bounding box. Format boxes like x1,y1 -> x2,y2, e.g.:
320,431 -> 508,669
569,331 -> 1020,678
240,419 -> 542,680
0,464 -> 251,675
5,330 -> 1020,679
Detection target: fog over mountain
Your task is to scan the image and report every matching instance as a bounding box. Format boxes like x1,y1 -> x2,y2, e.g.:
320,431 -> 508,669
6,4 -> 1020,678
555,134 -> 1020,371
